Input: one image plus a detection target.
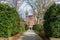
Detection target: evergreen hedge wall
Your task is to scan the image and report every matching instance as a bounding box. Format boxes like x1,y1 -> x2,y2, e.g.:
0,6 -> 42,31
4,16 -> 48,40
44,3 -> 60,38
33,24 -> 43,34
0,3 -> 20,38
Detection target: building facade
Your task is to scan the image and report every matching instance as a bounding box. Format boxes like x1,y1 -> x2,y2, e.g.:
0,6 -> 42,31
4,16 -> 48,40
26,14 -> 35,29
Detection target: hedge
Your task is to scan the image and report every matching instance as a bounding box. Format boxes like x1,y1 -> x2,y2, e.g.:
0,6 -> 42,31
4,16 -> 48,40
20,22 -> 28,32
0,3 -> 20,38
44,3 -> 60,38
33,24 -> 44,34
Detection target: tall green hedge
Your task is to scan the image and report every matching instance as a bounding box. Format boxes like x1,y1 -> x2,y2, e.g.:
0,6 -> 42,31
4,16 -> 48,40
44,3 -> 60,38
33,24 -> 44,34
20,18 -> 28,32
0,3 -> 20,38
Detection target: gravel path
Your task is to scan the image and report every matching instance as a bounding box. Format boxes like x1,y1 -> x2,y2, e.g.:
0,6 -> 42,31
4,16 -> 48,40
17,29 -> 43,40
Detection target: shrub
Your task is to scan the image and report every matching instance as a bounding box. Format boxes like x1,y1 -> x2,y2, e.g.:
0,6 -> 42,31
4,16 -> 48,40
25,24 -> 28,30
0,3 -> 20,38
20,17 -> 28,31
44,3 -> 60,38
33,24 -> 44,34
20,19 -> 28,32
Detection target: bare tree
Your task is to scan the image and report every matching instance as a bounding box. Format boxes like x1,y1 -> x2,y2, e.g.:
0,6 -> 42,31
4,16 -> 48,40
36,0 -> 55,25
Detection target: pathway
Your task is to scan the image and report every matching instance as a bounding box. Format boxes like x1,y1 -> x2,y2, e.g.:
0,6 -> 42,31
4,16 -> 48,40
17,29 -> 43,40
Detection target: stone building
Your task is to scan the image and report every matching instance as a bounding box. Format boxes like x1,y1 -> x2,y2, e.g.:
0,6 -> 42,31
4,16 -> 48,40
26,14 -> 35,29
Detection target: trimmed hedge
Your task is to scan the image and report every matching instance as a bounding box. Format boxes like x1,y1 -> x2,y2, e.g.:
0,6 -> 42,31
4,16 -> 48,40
33,24 -> 44,34
44,3 -> 60,38
25,24 -> 28,30
0,3 -> 20,38
19,12 -> 28,33
20,18 -> 28,32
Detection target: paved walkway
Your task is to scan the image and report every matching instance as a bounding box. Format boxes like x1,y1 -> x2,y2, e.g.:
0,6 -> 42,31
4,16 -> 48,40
17,29 -> 43,40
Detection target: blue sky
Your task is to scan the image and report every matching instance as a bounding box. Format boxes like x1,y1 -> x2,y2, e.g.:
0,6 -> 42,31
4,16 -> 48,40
55,0 -> 60,4
18,0 -> 36,20
18,0 -> 60,21
18,2 -> 34,20
56,0 -> 60,2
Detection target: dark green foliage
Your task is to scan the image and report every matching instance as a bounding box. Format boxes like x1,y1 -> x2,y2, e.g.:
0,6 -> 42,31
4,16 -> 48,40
0,3 -> 20,38
20,20 -> 28,32
25,24 -> 28,30
33,24 -> 43,34
44,3 -> 60,38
